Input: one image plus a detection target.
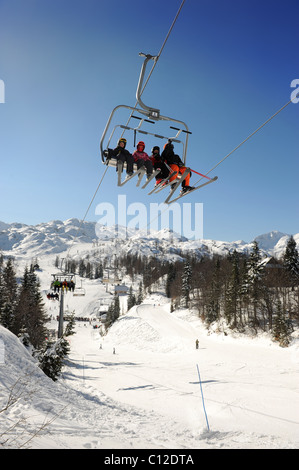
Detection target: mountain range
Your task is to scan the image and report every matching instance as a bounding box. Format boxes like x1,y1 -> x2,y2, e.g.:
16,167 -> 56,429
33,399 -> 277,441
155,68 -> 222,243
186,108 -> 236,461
0,218 -> 298,262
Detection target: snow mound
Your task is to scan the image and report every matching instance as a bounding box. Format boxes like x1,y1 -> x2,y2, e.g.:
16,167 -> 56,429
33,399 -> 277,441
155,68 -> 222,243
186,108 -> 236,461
104,310 -> 174,353
104,304 -> 203,354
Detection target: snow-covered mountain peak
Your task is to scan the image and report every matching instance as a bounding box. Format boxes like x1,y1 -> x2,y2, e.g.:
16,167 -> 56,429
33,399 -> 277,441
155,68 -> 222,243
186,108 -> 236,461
254,231 -> 289,252
0,219 -> 298,261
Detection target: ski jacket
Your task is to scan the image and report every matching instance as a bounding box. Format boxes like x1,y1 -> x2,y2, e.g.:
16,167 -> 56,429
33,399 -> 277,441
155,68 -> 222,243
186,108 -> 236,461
161,145 -> 184,167
111,146 -> 132,159
132,150 -> 151,162
150,155 -> 170,179
150,155 -> 162,168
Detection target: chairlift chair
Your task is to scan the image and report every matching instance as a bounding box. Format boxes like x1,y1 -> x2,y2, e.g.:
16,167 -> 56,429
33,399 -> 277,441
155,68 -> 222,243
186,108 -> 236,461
73,279 -> 86,297
73,287 -> 86,297
99,53 -> 216,202
51,273 -> 76,292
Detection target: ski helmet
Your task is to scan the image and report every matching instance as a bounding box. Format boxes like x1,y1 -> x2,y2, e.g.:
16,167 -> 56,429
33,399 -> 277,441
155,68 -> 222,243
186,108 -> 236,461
151,146 -> 160,154
137,141 -> 145,149
163,140 -> 174,151
118,137 -> 127,147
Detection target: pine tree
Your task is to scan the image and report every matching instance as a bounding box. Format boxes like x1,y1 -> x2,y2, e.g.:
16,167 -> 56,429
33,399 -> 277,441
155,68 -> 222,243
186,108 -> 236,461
182,261 -> 192,308
106,303 -> 114,328
95,263 -> 103,279
0,258 -> 18,330
166,263 -> 176,298
248,241 -> 264,328
272,299 -> 291,347
143,260 -> 152,292
113,293 -> 120,320
86,262 -> 93,279
224,251 -> 241,328
14,266 -> 48,349
206,258 -> 222,324
38,338 -> 70,381
239,257 -> 251,324
283,235 -> 299,288
136,282 -> 143,305
78,259 -> 86,277
127,286 -> 136,311
106,293 -> 120,328
64,313 -> 76,337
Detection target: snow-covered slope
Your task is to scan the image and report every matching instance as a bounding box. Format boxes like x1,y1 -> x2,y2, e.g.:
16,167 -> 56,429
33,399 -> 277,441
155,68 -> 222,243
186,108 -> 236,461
1,293 -> 299,449
0,218 -> 297,261
1,233 -> 299,449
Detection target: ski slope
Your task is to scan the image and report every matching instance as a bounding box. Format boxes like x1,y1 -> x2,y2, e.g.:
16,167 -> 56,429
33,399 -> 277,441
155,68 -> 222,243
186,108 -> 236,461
1,253 -> 299,449
65,299 -> 299,449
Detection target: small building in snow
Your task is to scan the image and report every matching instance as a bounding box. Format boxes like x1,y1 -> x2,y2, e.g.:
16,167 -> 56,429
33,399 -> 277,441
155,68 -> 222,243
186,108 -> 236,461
114,284 -> 129,296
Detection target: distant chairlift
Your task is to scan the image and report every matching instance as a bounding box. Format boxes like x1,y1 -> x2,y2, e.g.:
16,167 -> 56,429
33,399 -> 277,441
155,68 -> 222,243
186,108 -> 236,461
73,280 -> 86,297
51,273 -> 76,294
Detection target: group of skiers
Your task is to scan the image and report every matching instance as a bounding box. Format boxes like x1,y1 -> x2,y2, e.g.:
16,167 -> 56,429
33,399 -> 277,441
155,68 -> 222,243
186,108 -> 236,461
51,278 -> 75,293
47,292 -> 59,301
108,138 -> 195,194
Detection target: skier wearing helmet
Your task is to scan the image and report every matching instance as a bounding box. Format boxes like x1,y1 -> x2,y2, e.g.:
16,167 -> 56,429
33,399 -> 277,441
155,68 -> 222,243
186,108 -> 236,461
161,141 -> 194,193
110,138 -> 134,176
132,141 -> 153,178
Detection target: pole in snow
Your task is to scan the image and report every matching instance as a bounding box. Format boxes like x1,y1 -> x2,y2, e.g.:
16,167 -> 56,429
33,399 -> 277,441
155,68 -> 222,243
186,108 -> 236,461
58,289 -> 64,338
196,364 -> 210,432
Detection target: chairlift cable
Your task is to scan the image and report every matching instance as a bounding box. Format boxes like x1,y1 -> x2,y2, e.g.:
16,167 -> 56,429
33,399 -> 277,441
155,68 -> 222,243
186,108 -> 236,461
193,97 -> 295,187
66,166 -> 109,258
139,0 -> 187,97
121,0 -> 187,134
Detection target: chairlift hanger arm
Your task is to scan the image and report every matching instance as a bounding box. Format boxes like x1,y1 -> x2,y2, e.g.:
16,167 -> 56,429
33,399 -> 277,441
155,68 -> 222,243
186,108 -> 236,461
136,53 -> 160,120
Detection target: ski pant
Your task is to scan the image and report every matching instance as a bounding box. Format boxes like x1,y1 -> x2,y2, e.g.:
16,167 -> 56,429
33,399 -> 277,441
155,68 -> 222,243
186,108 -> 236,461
169,164 -> 190,186
116,154 -> 134,174
135,158 -> 153,176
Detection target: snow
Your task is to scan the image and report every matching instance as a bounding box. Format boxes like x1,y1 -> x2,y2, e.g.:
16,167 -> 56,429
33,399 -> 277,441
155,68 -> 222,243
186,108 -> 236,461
0,218 -> 298,260
0,220 -> 299,449
0,254 -> 299,449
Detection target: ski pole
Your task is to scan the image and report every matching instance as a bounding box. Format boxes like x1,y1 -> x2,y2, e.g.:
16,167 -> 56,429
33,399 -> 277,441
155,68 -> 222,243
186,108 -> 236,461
189,169 -> 212,180
165,160 -> 212,181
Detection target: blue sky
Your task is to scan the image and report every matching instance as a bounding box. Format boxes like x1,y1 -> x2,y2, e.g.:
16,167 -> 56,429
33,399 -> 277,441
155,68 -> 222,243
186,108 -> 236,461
0,0 -> 298,242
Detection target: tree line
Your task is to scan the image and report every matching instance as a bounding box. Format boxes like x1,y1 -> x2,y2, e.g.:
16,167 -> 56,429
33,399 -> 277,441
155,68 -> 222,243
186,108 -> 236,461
119,237 -> 299,346
0,256 -> 74,380
55,236 -> 299,346
55,255 -> 104,279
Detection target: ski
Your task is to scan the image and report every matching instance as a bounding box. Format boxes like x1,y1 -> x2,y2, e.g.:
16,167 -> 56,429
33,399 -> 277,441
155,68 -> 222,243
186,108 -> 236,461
117,162 -> 144,187
148,170 -> 179,195
164,176 -> 218,204
141,169 -> 161,189
163,168 -> 192,204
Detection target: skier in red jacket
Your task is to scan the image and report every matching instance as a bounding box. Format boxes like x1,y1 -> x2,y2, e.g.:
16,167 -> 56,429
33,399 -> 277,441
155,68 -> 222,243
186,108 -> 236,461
132,141 -> 153,179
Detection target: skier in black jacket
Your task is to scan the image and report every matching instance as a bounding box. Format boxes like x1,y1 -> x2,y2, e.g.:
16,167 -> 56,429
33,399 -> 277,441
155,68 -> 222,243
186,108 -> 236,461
150,146 -> 170,184
108,138 -> 134,176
